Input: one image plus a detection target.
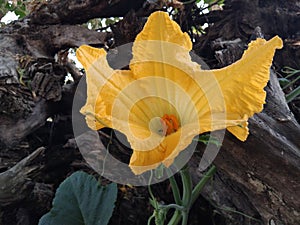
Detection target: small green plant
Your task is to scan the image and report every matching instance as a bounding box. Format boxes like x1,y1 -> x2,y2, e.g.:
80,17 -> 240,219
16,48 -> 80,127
279,66 -> 300,103
148,165 -> 217,225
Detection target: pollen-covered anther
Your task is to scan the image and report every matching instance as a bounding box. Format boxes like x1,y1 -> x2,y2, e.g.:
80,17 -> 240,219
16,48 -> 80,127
161,114 -> 179,136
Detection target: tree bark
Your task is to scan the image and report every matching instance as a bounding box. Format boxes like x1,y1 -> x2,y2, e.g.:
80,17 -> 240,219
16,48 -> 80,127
0,0 -> 299,225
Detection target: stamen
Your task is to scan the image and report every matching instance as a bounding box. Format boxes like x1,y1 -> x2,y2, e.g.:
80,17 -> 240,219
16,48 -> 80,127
160,114 -> 179,136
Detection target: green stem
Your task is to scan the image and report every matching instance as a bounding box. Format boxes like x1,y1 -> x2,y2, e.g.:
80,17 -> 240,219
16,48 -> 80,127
155,165 -> 216,225
181,212 -> 188,225
180,166 -> 192,225
191,165 -> 217,205
166,166 -> 193,225
168,175 -> 182,205
167,210 -> 182,225
148,171 -> 155,201
180,166 -> 192,208
147,214 -> 155,225
159,204 -> 185,211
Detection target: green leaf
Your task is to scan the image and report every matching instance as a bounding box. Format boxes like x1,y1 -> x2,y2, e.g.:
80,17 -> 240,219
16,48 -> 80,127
194,134 -> 222,147
14,8 -> 26,18
5,2 -> 13,10
286,86 -> 300,103
281,66 -> 300,79
204,0 -> 215,4
39,171 -> 118,225
278,78 -> 290,88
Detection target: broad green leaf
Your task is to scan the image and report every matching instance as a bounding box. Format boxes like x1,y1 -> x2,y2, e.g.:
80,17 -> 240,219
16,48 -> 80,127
39,171 -> 118,225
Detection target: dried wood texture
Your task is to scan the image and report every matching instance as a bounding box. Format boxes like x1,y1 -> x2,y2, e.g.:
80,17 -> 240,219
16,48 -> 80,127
0,0 -> 299,225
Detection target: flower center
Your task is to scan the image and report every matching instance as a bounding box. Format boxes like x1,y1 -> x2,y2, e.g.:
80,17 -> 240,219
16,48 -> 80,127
160,114 -> 179,136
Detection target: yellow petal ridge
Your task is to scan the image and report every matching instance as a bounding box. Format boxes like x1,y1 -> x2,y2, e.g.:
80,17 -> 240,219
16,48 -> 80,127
211,36 -> 283,141
77,45 -> 107,69
130,11 -> 193,77
77,45 -> 114,130
129,124 -> 198,175
135,11 -> 192,50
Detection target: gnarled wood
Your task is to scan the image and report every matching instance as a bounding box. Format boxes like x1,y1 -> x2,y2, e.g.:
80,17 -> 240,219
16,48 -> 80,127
0,147 -> 44,205
0,0 -> 299,224
28,0 -> 146,25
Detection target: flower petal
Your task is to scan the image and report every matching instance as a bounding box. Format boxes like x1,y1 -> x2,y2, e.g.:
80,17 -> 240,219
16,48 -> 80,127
76,46 -> 112,129
77,45 -> 136,130
77,45 -> 107,70
130,11 -> 193,77
210,36 -> 283,140
129,124 -> 198,175
105,74 -> 200,137
134,11 -> 192,50
99,75 -> 201,175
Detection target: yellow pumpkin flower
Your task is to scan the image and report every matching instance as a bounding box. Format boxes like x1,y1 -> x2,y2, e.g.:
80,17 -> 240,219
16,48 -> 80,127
76,11 -> 283,175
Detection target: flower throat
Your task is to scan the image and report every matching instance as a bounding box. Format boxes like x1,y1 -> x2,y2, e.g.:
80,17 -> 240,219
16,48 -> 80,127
161,114 -> 179,136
